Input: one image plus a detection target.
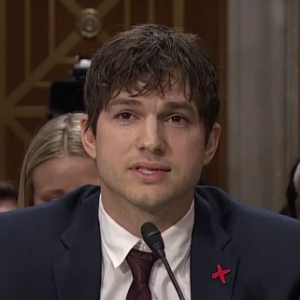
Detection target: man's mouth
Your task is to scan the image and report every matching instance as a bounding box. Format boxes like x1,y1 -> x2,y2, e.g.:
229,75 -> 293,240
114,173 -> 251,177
136,167 -> 165,174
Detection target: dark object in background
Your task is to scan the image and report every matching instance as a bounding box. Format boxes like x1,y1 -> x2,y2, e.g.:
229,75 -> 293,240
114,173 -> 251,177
47,55 -> 91,119
0,181 -> 18,201
0,181 -> 18,213
47,81 -> 86,118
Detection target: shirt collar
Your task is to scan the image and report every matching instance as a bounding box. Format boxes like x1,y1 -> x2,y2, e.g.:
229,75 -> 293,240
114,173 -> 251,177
99,194 -> 194,269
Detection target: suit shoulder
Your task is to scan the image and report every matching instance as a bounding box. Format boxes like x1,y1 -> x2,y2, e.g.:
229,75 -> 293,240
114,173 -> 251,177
195,185 -> 300,244
0,184 -> 100,240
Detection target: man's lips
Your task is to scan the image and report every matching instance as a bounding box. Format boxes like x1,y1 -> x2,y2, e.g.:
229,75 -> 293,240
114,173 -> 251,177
130,162 -> 171,172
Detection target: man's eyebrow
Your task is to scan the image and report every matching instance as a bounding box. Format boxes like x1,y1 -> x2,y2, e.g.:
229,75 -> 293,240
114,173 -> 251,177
109,98 -> 142,107
164,101 -> 196,114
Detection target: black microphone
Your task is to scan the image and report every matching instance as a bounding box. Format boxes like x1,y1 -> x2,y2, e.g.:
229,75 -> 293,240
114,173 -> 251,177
141,222 -> 186,300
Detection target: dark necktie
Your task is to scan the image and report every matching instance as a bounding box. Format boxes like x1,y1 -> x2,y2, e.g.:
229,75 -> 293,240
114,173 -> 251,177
126,248 -> 158,300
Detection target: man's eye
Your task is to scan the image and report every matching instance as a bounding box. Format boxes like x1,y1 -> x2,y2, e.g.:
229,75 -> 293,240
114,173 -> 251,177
117,112 -> 132,120
169,115 -> 187,123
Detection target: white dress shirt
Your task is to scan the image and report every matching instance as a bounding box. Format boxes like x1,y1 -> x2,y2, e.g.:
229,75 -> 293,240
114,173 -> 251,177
98,195 -> 194,300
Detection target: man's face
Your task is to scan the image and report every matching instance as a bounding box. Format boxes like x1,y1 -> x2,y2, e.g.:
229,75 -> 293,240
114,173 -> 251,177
82,83 -> 220,212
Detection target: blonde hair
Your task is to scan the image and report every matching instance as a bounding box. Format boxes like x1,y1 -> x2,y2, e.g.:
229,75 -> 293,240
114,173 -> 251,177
18,113 -> 88,207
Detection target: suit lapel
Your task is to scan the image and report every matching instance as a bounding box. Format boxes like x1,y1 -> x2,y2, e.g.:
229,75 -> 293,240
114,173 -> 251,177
191,191 -> 239,300
52,189 -> 101,300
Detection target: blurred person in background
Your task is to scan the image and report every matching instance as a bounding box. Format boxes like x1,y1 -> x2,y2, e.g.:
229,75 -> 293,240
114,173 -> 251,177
285,158 -> 300,219
18,112 -> 100,207
0,181 -> 18,212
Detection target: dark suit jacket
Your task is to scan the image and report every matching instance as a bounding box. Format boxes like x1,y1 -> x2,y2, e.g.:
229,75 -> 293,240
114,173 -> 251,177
0,185 -> 300,300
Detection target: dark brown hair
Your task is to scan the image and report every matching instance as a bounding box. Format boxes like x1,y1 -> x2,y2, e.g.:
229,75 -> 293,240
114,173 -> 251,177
0,181 -> 18,202
84,24 -> 220,134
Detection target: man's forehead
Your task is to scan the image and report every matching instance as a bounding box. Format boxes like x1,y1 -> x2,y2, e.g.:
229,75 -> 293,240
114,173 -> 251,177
109,95 -> 196,110
111,87 -> 194,104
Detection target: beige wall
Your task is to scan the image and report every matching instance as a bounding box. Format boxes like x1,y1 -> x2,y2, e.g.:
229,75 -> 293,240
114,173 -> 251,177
227,0 -> 299,211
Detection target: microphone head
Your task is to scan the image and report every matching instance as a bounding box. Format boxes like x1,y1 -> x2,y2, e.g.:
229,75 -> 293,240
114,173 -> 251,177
141,222 -> 165,255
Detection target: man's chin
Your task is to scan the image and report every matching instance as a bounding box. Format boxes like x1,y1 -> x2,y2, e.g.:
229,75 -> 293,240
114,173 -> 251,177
125,190 -> 172,210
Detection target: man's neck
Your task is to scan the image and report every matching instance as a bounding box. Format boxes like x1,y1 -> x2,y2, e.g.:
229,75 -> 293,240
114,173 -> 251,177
100,189 -> 194,237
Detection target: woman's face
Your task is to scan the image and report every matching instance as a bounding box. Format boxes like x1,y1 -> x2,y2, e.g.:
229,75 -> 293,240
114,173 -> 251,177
31,155 -> 100,205
0,199 -> 18,213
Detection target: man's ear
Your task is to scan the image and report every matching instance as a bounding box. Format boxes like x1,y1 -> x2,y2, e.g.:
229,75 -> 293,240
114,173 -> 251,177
203,123 -> 221,166
80,115 -> 96,159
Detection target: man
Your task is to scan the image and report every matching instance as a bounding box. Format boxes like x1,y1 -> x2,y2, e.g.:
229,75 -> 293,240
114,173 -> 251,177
0,181 -> 18,213
0,24 -> 300,300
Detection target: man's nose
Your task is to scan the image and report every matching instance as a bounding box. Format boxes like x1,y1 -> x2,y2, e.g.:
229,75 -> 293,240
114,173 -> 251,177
136,117 -> 166,155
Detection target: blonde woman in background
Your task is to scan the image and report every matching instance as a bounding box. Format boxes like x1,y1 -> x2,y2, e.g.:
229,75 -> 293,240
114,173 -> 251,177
18,113 -> 100,207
